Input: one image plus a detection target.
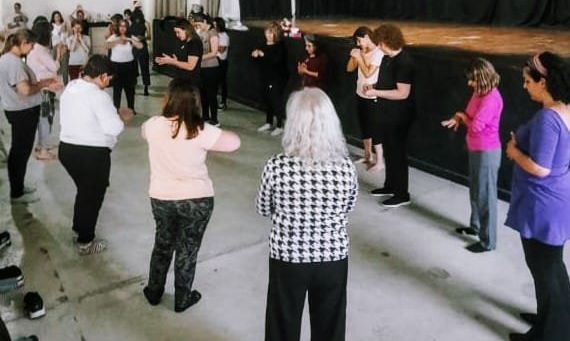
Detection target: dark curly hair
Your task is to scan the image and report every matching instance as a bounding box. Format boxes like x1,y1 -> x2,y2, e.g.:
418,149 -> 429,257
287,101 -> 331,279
372,24 -> 406,50
352,26 -> 372,44
525,51 -> 570,103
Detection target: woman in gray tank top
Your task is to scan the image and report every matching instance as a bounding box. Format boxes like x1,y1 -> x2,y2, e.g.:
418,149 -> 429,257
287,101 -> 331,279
193,13 -> 220,126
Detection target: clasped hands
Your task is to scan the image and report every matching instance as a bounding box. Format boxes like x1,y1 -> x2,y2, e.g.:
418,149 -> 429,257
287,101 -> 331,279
155,53 -> 178,65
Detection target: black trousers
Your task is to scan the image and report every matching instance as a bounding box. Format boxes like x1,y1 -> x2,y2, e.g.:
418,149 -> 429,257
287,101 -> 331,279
265,258 -> 347,341
147,197 -> 214,307
200,67 -> 220,122
382,119 -> 412,199
112,61 -> 137,110
4,106 -> 40,198
264,82 -> 286,128
522,238 -> 570,340
218,58 -> 228,105
357,96 -> 381,141
59,142 -> 110,244
134,43 -> 151,86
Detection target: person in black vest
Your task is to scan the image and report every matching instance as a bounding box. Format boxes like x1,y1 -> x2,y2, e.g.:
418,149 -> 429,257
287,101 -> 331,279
129,8 -> 151,95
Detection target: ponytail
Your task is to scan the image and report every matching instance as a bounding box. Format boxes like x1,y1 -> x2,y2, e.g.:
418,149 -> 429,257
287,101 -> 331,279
2,34 -> 17,55
1,29 -> 35,55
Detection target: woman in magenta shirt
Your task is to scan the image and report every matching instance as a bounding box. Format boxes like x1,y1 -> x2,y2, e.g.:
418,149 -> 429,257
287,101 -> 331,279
442,58 -> 503,253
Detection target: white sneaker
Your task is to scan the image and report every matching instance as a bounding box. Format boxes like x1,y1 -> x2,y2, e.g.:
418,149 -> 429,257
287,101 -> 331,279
11,193 -> 40,204
270,127 -> 284,136
77,239 -> 107,256
257,123 -> 272,132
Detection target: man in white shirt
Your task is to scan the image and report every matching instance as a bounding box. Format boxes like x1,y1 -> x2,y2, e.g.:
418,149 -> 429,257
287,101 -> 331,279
59,55 -> 133,255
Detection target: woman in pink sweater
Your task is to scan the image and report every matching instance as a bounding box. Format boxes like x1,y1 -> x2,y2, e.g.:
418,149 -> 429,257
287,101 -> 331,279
442,58 -> 503,253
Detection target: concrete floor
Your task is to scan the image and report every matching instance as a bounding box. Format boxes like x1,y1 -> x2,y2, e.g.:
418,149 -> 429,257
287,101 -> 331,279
0,74 -> 564,341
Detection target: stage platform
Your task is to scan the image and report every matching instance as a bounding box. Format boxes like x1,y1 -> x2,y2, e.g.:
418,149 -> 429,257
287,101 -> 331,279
153,18 -> 567,199
246,19 -> 570,57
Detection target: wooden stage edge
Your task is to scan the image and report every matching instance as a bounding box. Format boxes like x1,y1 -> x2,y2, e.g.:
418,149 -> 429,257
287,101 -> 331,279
245,19 -> 570,58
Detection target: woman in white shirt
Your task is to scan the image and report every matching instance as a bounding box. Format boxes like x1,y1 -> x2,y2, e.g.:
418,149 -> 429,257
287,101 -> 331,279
50,11 -> 69,84
214,17 -> 229,110
67,19 -> 90,80
346,26 -> 384,172
106,19 -> 142,112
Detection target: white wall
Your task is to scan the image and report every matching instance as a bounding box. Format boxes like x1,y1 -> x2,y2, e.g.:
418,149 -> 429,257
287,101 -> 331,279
2,0 -> 155,26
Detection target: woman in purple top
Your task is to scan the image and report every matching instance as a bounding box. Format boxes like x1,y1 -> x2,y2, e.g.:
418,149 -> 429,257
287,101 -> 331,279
442,58 -> 503,253
505,51 -> 570,341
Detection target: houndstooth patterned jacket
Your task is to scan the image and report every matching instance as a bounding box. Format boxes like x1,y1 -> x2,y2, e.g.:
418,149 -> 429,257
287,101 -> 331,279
256,154 -> 358,263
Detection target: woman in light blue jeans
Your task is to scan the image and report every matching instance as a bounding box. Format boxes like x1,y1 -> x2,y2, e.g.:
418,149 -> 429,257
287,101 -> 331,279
442,58 -> 503,252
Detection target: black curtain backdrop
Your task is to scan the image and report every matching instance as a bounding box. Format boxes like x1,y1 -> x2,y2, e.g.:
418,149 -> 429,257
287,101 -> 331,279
223,28 -> 554,200
239,0 -> 570,26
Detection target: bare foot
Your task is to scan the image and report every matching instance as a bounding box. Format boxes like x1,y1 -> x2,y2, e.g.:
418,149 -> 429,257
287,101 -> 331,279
367,162 -> 385,172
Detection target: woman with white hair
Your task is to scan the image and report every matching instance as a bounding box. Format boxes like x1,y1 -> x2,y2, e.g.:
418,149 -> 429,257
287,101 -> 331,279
256,88 -> 358,341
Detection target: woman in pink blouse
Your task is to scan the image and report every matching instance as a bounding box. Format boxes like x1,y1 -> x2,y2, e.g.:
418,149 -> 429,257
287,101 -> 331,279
442,58 -> 503,253
141,80 -> 240,312
27,20 -> 64,160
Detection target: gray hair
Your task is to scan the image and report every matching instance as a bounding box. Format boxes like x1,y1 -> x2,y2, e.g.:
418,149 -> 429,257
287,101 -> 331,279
282,88 -> 348,163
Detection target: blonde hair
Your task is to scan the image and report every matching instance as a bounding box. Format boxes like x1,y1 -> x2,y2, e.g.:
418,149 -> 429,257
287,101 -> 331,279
265,22 -> 283,43
466,58 -> 500,95
282,88 -> 348,163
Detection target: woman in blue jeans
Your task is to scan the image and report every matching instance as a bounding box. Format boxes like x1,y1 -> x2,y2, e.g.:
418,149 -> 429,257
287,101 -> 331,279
442,58 -> 503,253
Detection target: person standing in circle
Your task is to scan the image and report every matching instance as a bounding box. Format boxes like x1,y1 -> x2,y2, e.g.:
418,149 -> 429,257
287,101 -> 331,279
0,29 -> 60,204
505,51 -> 570,341
442,58 -> 503,253
106,19 -> 142,113
59,55 -> 134,255
257,88 -> 358,341
365,24 -> 415,208
142,80 -> 240,312
347,26 -> 383,171
155,19 -> 203,89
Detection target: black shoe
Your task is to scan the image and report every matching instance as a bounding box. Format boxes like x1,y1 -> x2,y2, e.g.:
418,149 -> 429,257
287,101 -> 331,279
465,242 -> 492,253
218,103 -> 227,111
143,286 -> 163,306
175,290 -> 202,313
509,332 -> 530,341
24,292 -> 46,319
519,312 -> 537,325
455,227 -> 477,236
370,188 -> 394,197
0,265 -> 24,292
208,120 -> 220,127
0,231 -> 11,251
382,196 -> 411,208
143,86 -> 149,96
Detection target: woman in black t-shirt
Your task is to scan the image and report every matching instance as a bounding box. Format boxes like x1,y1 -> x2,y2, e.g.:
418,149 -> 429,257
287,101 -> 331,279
251,22 -> 288,136
364,24 -> 415,208
155,19 -> 203,88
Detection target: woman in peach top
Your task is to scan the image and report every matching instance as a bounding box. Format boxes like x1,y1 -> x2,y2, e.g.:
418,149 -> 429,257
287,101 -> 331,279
141,80 -> 240,313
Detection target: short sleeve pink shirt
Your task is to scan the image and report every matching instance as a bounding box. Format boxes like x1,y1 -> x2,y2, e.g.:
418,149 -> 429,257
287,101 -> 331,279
142,117 -> 222,200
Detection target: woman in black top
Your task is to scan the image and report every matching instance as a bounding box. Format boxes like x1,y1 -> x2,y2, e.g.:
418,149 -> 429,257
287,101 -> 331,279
364,24 -> 415,208
251,22 -> 288,136
130,8 -> 151,96
155,19 -> 203,88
